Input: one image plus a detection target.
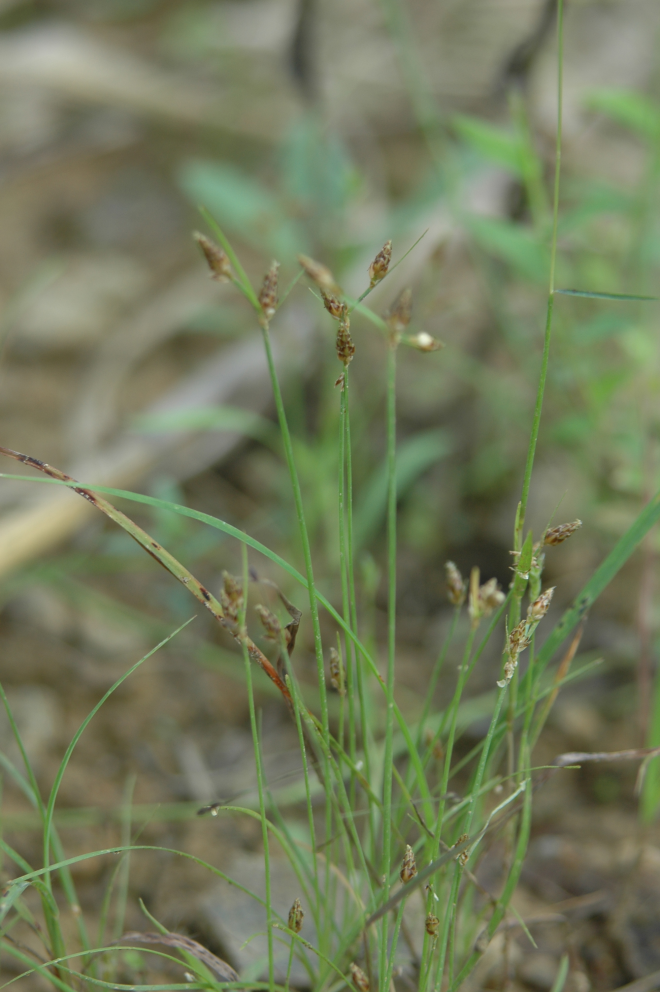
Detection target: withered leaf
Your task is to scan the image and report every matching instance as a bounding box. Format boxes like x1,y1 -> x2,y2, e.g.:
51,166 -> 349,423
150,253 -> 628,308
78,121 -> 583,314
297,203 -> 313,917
119,931 -> 239,982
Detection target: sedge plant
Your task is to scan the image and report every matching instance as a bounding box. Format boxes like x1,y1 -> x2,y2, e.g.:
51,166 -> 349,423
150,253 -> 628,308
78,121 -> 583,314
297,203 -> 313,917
2,3 -> 660,989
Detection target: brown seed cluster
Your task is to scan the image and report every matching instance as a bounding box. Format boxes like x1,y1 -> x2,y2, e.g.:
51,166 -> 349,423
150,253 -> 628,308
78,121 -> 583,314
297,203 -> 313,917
497,586 -> 555,688
258,261 -> 280,323
350,963 -> 370,992
255,604 -> 281,641
287,898 -> 304,934
336,313 -> 356,366
194,232 -> 232,282
298,254 -> 340,295
468,569 -> 505,628
220,572 -> 243,624
425,913 -> 439,937
368,240 -> 392,287
400,844 -> 417,883
543,519 -> 582,546
329,647 -> 345,695
445,561 -> 466,607
321,292 -> 346,320
454,833 -> 470,867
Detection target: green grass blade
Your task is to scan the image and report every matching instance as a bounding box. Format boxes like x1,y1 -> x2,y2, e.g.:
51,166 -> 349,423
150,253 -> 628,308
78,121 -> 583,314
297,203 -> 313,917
555,288 -> 659,301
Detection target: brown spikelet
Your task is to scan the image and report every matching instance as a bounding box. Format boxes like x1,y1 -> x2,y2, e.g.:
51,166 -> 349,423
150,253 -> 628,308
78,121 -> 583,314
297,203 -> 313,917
445,561 -> 466,607
350,963 -> 370,992
321,292 -> 346,319
258,261 -> 280,323
336,314 -> 356,366
287,898 -> 304,933
527,586 -> 555,621
387,288 -> 412,339
329,647 -> 345,695
220,572 -> 243,624
425,914 -> 439,937
405,331 -> 444,352
368,239 -> 392,287
194,232 -> 232,282
454,833 -> 469,866
298,254 -> 340,294
400,844 -> 417,883
543,519 -> 582,546
255,604 -> 281,641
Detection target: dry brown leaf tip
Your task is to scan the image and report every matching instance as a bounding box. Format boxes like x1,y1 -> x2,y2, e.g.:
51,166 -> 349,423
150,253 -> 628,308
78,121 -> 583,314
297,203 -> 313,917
193,232 -> 232,282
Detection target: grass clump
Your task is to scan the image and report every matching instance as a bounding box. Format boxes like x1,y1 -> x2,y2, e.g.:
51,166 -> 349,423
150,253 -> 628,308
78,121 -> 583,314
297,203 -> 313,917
1,3 -> 660,990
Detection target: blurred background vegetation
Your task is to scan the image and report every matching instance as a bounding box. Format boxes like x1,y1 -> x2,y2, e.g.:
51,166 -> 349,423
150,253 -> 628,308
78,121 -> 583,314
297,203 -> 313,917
1,0 -> 660,988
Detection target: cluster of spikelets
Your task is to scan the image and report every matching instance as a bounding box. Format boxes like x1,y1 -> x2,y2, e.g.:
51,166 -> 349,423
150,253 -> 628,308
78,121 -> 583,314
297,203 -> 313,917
194,231 -> 444,379
445,518 -> 581,687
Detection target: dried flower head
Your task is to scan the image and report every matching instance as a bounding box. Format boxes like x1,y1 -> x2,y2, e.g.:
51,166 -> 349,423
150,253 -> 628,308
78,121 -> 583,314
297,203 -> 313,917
470,570 -> 505,627
288,898 -> 304,933
453,833 -> 469,867
321,291 -> 346,320
527,586 -> 554,621
497,585 -> 555,687
425,914 -> 439,937
400,844 -> 417,883
336,313 -> 356,366
329,647 -> 345,695
298,254 -> 340,294
194,232 -> 232,282
368,240 -> 392,287
386,288 -> 412,338
220,571 -> 243,623
405,331 -> 444,352
255,604 -> 281,641
544,519 -> 582,546
258,261 -> 279,322
445,561 -> 466,607
350,963 -> 370,992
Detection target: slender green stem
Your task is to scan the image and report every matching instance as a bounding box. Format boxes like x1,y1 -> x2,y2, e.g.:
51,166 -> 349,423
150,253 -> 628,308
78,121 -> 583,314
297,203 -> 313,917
260,323 -> 330,742
379,343 -> 398,992
516,0 -> 564,550
240,546 -> 274,992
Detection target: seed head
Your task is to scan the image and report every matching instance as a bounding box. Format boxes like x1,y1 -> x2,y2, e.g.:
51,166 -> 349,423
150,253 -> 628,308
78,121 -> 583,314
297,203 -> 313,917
255,604 -> 281,641
258,261 -> 280,322
480,578 -> 505,614
298,254 -> 340,295
368,240 -> 392,287
544,520 -> 582,546
400,844 -> 417,883
454,833 -> 469,866
287,898 -> 304,933
220,571 -> 243,623
445,561 -> 466,607
527,586 -> 554,621
336,313 -> 356,366
405,331 -> 444,352
425,914 -> 439,937
329,647 -> 345,695
194,232 -> 232,282
350,963 -> 370,992
321,291 -> 346,320
386,288 -> 412,338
